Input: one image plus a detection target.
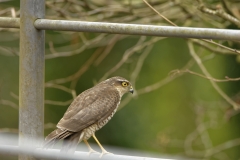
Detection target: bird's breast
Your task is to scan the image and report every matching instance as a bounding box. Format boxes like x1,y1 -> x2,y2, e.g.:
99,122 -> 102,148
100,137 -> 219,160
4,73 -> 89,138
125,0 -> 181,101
82,102 -> 119,140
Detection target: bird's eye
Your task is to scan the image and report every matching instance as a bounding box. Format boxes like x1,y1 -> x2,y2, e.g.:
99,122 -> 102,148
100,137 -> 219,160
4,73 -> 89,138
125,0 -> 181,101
122,82 -> 128,87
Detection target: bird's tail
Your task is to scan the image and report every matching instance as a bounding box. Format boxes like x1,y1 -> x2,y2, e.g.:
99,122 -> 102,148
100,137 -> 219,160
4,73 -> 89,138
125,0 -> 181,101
43,128 -> 73,149
43,128 -> 84,154
60,132 -> 82,154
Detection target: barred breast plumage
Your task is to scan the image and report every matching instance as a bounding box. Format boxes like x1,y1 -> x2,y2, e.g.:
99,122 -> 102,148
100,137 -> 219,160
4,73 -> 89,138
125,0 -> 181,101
82,103 -> 119,140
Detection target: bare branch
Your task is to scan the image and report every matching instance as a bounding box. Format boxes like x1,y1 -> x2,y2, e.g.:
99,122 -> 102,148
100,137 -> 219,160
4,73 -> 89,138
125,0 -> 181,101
45,99 -> 72,106
192,39 -> 238,55
130,44 -> 153,90
142,0 -> 177,26
94,35 -> 122,66
205,138 -> 240,157
198,4 -> 240,27
142,0 -> 240,55
187,41 -> 240,110
44,123 -> 56,129
0,99 -> 18,109
99,36 -> 146,81
171,69 -> 240,82
137,59 -> 195,95
45,83 -> 76,98
47,47 -> 102,86
99,37 -> 164,82
45,34 -> 106,59
184,121 -> 214,157
0,128 -> 18,133
0,46 -> 19,56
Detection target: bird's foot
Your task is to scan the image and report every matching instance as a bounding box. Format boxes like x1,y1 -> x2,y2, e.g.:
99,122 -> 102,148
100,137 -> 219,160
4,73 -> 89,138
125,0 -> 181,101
88,148 -> 100,156
99,150 -> 113,158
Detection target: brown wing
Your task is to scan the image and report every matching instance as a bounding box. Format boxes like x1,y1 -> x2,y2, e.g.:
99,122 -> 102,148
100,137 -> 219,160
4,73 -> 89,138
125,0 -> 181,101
57,84 -> 120,132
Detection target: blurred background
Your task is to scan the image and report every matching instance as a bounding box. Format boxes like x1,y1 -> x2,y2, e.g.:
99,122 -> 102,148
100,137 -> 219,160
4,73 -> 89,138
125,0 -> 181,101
0,0 -> 240,160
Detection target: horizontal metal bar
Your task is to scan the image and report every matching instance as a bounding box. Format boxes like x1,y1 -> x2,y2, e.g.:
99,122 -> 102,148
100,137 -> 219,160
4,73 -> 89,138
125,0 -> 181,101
34,19 -> 240,41
0,135 -> 177,160
0,17 -> 20,28
0,17 -> 240,41
0,145 -> 172,160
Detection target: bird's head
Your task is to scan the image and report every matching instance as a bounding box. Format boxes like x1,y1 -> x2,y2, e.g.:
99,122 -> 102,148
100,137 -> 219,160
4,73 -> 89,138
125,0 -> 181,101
102,76 -> 134,96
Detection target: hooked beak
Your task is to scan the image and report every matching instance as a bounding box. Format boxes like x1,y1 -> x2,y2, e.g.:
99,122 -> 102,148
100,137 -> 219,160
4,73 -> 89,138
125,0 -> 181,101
129,86 -> 134,94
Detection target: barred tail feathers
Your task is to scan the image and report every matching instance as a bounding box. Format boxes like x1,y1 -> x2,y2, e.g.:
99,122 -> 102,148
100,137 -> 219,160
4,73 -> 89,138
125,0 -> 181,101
60,131 -> 84,154
43,128 -> 73,149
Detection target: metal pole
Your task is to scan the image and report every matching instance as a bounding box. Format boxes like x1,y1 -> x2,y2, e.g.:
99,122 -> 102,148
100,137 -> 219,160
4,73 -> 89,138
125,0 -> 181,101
19,0 -> 45,160
34,19 -> 240,41
0,134 -> 176,160
0,17 -> 240,41
0,17 -> 20,28
0,146 -> 173,160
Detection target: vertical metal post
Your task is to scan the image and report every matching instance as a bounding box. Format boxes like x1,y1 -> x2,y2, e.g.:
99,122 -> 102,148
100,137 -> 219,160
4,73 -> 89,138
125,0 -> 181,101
19,0 -> 45,160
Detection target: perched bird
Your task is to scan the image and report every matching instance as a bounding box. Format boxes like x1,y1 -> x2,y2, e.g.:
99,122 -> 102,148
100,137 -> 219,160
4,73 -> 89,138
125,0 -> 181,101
44,76 -> 134,156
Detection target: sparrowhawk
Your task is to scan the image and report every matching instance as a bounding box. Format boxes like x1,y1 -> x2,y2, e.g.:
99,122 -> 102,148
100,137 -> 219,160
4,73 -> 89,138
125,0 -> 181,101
44,76 -> 134,156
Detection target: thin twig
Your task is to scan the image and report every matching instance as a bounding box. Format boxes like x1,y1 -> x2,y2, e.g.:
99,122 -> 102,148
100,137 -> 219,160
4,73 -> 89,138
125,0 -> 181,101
0,99 -> 18,109
45,83 -> 76,98
0,128 -> 18,133
192,39 -> 238,55
99,36 -> 146,82
171,69 -> 240,82
45,99 -> 72,106
137,59 -> 195,95
198,5 -> 240,27
47,47 -> 102,85
205,138 -> 240,157
94,35 -> 122,66
130,44 -> 153,91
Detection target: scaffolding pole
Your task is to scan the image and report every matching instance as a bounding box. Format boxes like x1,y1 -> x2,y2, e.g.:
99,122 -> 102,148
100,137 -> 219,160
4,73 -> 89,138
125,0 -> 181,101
19,0 -> 45,160
0,17 -> 240,41
34,19 -> 240,41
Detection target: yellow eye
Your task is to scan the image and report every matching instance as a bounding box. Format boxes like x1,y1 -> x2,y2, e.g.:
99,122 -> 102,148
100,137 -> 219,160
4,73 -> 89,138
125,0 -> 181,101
122,82 -> 128,87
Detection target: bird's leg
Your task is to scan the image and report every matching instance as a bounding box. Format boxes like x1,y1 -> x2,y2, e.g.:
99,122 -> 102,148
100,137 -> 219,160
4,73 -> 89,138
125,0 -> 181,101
92,134 -> 113,157
83,140 -> 99,155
